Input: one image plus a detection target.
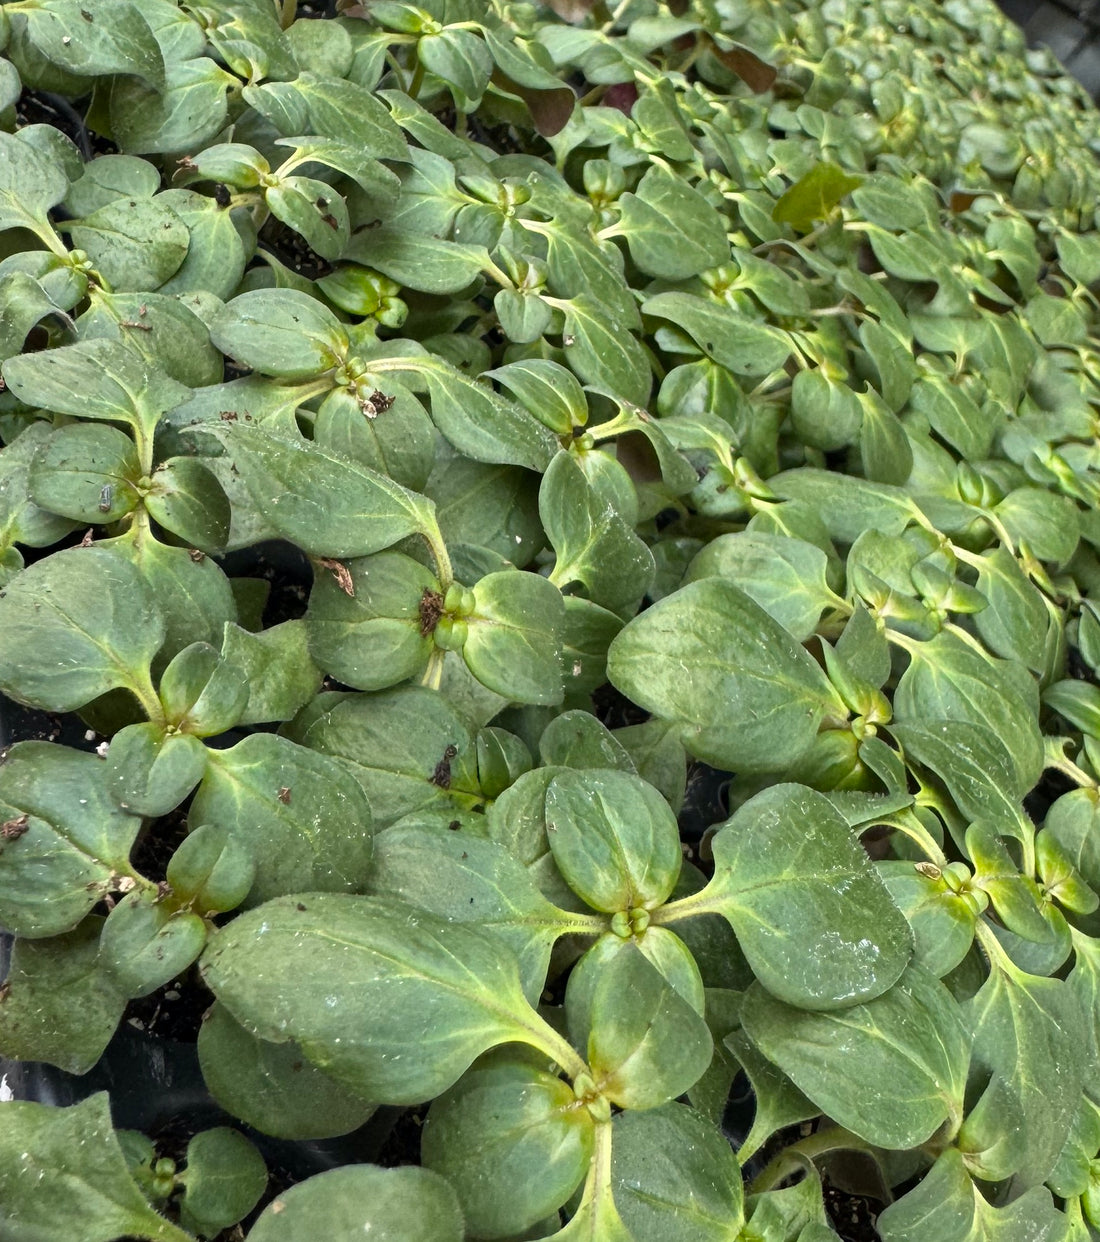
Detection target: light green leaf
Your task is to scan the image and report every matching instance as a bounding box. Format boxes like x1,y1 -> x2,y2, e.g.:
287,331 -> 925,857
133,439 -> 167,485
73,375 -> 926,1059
407,354 -> 559,471
103,722 -> 207,818
144,457 -> 231,553
741,964 -> 968,1147
617,165 -> 729,280
893,631 -> 1042,795
178,1128 -> 266,1239
0,129 -> 69,230
689,783 -> 912,1010
3,338 -> 190,441
964,962 -> 1086,1187
98,889 -> 207,998
545,769 -> 681,913
607,578 -> 844,773
542,450 -> 655,612
772,161 -> 862,231
188,733 -> 374,906
0,546 -> 164,712
365,823 -> 581,1002
610,1103 -> 743,1242
284,686 -> 478,825
305,550 -> 438,691
684,532 -> 838,641
486,358 -> 588,435
422,1056 -> 594,1239
22,0 -> 164,89
204,421 -> 431,559
201,894 -> 553,1104
209,289 -> 348,379
346,226 -> 489,294
246,1166 -> 462,1242
559,293 -> 652,407
878,1149 -> 1069,1242
266,174 -> 350,262
110,57 -> 235,155
0,1094 -> 194,1242
643,291 -> 791,377
463,570 -> 565,706
220,620 -> 322,726
586,940 -> 713,1109
67,197 -> 189,291
27,423 -> 141,524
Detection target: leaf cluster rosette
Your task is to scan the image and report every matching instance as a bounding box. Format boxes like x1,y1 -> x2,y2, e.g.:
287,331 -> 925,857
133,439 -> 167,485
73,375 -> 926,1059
1,0 -> 1100,1238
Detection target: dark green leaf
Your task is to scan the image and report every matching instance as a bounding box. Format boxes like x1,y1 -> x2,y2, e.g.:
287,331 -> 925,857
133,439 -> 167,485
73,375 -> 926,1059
0,546 -> 164,712
741,964 -> 968,1147
607,579 -> 845,773
197,1002 -> 376,1141
422,1056 -> 594,1238
0,917 -> 126,1074
0,1094 -> 194,1242
690,783 -> 913,1009
246,1166 -> 462,1242
188,733 -> 373,906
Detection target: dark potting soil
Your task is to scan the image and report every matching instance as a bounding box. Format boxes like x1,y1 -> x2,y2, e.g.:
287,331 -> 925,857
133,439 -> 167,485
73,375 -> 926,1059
824,1179 -> 883,1242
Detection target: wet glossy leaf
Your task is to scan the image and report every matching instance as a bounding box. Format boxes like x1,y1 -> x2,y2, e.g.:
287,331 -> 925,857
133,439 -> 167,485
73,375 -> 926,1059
205,421 -> 432,558
0,546 -> 164,712
610,1103 -> 743,1242
0,1094 -> 194,1242
608,578 -> 844,773
694,783 -> 912,1009
246,1165 -> 462,1242
544,769 -> 681,913
188,733 -> 373,906
586,940 -> 713,1109
422,1056 -> 594,1238
463,570 -> 565,706
878,1149 -> 1068,1242
741,964 -> 968,1147
201,894 -> 550,1104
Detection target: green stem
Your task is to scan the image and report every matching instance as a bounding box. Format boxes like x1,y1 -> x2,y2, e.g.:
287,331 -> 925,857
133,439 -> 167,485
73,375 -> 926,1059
422,517 -> 454,591
648,885 -> 721,927
407,58 -> 426,99
748,1126 -> 871,1193
520,1014 -> 590,1084
420,647 -> 446,691
30,219 -> 71,260
879,809 -> 948,866
1044,739 -> 1099,790
278,0 -> 297,29
128,666 -> 166,728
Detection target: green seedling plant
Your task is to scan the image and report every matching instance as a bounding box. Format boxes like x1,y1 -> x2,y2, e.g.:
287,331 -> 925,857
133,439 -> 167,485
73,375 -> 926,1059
1,0 -> 1100,1238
